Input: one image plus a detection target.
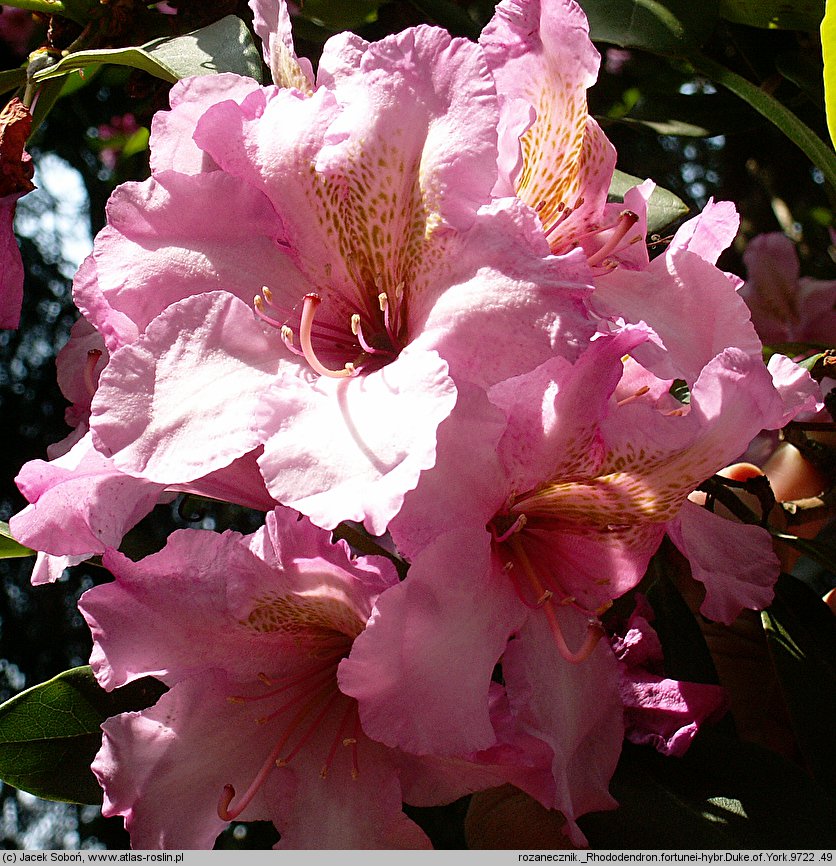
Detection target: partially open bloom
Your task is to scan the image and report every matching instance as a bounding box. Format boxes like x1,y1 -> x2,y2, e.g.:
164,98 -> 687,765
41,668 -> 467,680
81,9 -> 594,536
82,508 -> 556,848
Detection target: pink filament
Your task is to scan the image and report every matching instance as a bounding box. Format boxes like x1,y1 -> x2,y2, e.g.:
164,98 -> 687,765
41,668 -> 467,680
507,535 -> 603,664
586,210 -> 640,268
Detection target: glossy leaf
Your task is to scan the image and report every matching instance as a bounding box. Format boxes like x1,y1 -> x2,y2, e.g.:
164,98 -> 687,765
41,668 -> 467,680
32,16 -> 263,87
580,732 -> 836,846
720,0 -> 824,31
0,666 -> 166,804
762,574 -> 836,796
0,522 -> 34,559
691,52 -> 836,192
824,0 -> 836,148
406,0 -> 481,38
0,67 -> 26,98
608,168 -> 689,232
578,0 -> 719,55
297,0 -> 390,30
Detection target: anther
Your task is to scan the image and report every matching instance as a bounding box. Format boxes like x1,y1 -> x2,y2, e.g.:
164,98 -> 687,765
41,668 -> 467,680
84,349 -> 102,398
616,385 -> 650,408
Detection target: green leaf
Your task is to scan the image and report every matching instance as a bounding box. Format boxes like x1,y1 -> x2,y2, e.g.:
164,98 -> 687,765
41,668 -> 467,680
824,0 -> 836,148
691,51 -> 836,192
580,732 -> 836,846
720,0 -> 824,31
0,67 -> 27,98
608,168 -> 690,233
578,0 -> 719,55
0,522 -> 34,560
406,0 -> 481,38
32,15 -> 263,87
296,0 -> 390,30
761,574 -> 836,796
0,666 -> 166,804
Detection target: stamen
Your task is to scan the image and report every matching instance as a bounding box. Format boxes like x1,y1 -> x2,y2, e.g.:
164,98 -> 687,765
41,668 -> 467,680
218,680 -> 333,822
299,294 -> 357,379
320,699 -> 356,779
254,295 -> 284,329
490,513 -> 528,543
586,210 -> 640,268
507,536 -> 604,663
351,313 -> 383,355
84,349 -> 102,397
616,385 -> 650,408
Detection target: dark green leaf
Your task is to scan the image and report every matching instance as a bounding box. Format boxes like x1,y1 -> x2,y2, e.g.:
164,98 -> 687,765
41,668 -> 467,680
719,0 -> 824,31
0,67 -> 27,98
580,732 -> 836,846
646,553 -> 720,685
0,522 -> 34,560
406,0 -> 481,38
608,168 -> 689,233
578,0 -> 719,55
761,574 -> 836,795
690,52 -> 836,192
0,666 -> 166,804
32,16 -> 263,87
297,0 -> 390,30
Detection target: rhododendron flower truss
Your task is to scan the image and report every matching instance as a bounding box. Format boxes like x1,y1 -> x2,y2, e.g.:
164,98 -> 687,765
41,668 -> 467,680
81,509 -> 556,849
84,21 -> 595,536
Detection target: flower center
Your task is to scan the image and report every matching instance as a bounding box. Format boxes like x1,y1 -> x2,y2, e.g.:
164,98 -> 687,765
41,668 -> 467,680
254,284 -> 406,379
217,636 -> 362,822
488,507 -> 605,664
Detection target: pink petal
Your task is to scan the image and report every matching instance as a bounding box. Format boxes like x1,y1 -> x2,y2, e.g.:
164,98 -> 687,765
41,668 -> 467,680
593,248 -> 762,383
667,499 -> 779,624
248,0 -> 314,91
81,171 -> 286,349
90,292 -> 281,485
389,382 -> 507,560
94,676 -> 279,849
9,432 -> 164,569
502,609 -> 623,845
257,347 -> 456,536
150,74 -> 269,175
0,193 -> 24,329
339,528 -> 526,755
669,198 -> 740,265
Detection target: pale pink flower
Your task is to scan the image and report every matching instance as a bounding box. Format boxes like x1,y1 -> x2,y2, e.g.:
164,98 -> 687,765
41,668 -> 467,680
81,17 -> 595,536
340,314 -> 807,840
740,232 -> 836,346
81,509 -> 556,849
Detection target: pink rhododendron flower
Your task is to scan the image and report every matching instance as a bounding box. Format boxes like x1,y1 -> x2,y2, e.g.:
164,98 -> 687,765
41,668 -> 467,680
611,596 -> 728,757
740,232 -> 836,346
80,14 -> 595,536
340,305 -> 808,839
81,509 -> 557,849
